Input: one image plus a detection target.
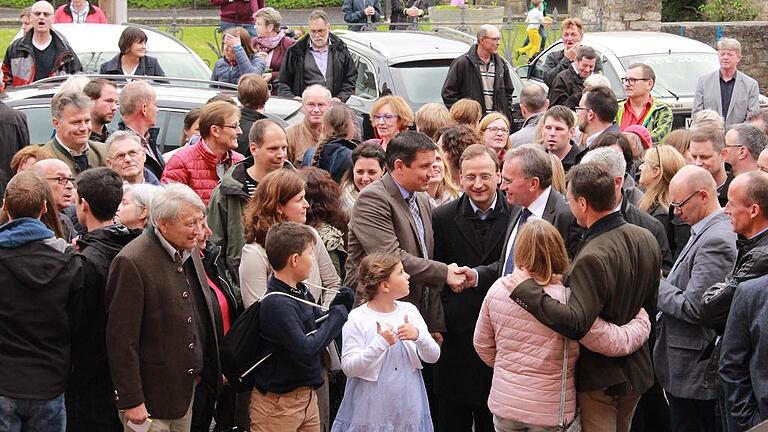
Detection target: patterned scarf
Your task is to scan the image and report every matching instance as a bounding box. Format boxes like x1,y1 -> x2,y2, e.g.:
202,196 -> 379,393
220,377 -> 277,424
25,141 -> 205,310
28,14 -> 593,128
254,31 -> 285,52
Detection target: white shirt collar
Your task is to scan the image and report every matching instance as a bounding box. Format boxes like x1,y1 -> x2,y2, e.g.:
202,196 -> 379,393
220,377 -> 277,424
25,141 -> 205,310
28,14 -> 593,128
527,186 -> 552,218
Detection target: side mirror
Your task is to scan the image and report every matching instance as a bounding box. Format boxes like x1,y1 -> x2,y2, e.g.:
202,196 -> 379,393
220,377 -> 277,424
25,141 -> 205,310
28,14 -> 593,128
516,64 -> 530,79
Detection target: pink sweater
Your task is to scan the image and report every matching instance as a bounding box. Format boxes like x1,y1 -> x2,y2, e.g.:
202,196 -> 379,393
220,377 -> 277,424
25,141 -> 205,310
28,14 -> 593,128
474,278 -> 650,427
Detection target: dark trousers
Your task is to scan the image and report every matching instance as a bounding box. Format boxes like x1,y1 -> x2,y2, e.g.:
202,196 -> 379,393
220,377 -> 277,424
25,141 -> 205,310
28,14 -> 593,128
630,381 -> 670,432
438,398 -> 493,432
191,383 -> 247,432
667,393 -> 719,432
65,378 -> 122,432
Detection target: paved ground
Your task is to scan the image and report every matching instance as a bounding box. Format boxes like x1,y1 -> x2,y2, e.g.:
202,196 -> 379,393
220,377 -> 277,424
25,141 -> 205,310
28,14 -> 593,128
0,6 -> 345,26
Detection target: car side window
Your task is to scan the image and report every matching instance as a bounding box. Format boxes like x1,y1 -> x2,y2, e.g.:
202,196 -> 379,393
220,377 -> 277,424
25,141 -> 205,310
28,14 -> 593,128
350,52 -> 378,100
18,106 -> 55,145
159,110 -> 185,154
531,44 -> 563,81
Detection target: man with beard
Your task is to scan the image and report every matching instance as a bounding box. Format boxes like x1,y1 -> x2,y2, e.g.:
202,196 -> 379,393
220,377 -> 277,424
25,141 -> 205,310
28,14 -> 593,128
84,78 -> 118,143
577,86 -> 620,148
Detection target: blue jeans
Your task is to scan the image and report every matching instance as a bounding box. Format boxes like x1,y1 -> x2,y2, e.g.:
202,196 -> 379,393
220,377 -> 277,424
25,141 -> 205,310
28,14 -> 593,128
0,394 -> 66,432
220,21 -> 257,38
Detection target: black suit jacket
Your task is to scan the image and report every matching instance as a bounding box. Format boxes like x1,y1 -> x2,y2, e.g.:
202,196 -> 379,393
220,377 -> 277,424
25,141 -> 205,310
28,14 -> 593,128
432,190 -> 511,404
475,187 -> 582,291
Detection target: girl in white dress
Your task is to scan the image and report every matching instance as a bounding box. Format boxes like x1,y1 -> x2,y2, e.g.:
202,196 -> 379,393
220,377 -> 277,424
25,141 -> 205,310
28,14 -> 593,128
332,252 -> 440,432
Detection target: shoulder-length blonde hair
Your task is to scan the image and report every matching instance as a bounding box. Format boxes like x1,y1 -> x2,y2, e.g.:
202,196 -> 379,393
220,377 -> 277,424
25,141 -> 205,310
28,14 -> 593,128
433,147 -> 460,201
242,169 -> 306,246
514,218 -> 569,285
370,95 -> 414,132
638,144 -> 686,213
415,103 -> 453,142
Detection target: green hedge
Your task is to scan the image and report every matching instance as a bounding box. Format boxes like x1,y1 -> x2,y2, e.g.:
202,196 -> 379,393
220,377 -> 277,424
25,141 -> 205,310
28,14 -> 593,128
0,0 -> 342,8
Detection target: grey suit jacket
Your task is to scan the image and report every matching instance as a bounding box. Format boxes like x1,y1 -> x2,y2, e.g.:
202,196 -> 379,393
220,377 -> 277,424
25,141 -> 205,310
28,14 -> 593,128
692,70 -> 760,128
653,210 -> 737,400
344,173 -> 449,331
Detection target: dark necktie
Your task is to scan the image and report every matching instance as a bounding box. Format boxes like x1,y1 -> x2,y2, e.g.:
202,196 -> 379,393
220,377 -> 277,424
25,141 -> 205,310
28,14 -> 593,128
503,207 -> 532,276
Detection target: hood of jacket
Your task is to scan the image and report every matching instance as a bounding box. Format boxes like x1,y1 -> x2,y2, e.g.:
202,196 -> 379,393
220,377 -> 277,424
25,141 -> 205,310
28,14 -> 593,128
76,224 -> 142,257
0,217 -> 74,289
0,217 -> 55,248
321,137 -> 356,158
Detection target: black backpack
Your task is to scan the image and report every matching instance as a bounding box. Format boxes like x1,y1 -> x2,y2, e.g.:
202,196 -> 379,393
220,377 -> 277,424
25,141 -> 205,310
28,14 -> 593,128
220,296 -> 268,393
220,291 -> 328,393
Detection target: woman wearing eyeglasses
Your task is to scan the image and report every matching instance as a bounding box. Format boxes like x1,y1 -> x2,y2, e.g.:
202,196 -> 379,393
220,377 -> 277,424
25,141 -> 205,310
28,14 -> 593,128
367,95 -> 414,151
479,112 -> 512,163
637,144 -> 686,238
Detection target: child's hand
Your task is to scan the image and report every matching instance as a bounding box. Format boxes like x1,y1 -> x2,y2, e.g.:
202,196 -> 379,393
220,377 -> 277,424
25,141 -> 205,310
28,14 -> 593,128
397,315 -> 419,341
377,322 -> 397,346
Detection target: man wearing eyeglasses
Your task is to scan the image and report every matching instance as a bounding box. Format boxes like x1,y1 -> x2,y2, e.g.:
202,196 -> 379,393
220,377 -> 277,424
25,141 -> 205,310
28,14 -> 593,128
286,84 -> 331,166
442,24 -> 516,123
105,131 -> 161,185
653,165 -> 736,432
32,158 -> 78,241
722,123 -> 768,177
617,63 -> 673,144
432,144 -> 510,432
1,0 -> 82,91
276,10 -> 357,103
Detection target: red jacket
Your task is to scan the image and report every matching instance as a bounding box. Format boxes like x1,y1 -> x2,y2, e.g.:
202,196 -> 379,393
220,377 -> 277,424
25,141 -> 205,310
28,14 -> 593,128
161,139 -> 245,204
53,3 -> 108,23
210,0 -> 263,24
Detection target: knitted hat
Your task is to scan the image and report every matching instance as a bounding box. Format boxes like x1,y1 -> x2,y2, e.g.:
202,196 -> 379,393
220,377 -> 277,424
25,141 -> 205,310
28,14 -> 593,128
624,125 -> 653,149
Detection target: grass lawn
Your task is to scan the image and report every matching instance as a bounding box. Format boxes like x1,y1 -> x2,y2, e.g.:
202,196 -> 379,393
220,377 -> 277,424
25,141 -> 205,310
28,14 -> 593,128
0,23 -> 557,73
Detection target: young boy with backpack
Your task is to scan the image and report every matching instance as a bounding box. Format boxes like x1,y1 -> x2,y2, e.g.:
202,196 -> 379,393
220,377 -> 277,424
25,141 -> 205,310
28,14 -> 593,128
248,222 -> 353,431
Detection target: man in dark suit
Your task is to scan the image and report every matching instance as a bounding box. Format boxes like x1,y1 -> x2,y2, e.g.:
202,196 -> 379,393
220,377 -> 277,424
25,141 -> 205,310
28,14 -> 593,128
106,184 -> 221,429
653,166 -> 737,432
464,144 -> 581,291
432,145 -> 510,432
345,131 -> 466,333
578,85 -> 620,148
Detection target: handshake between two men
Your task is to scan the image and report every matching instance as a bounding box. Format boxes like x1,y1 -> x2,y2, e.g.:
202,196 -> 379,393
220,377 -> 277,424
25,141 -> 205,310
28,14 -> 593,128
446,263 -> 478,293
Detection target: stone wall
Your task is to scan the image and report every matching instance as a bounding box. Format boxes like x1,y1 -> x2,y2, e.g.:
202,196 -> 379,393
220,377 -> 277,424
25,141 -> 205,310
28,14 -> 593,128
661,21 -> 768,91
569,0 -> 661,31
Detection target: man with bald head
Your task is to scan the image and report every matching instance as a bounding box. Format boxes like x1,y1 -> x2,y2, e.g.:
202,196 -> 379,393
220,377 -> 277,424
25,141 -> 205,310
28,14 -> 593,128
1,0 -> 82,90
654,165 -> 737,432
32,159 -> 77,240
757,147 -> 768,173
442,24 -> 516,121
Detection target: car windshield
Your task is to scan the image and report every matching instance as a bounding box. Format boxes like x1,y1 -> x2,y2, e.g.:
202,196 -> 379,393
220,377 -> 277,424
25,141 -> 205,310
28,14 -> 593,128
619,53 -> 719,98
77,51 -> 211,81
388,59 -> 454,105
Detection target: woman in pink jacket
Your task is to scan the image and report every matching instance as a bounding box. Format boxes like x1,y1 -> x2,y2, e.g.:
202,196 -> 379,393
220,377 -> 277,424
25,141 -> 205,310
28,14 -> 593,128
474,219 -> 651,431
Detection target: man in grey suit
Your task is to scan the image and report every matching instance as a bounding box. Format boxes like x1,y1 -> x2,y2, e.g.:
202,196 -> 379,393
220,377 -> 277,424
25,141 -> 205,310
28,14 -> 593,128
692,37 -> 759,128
463,144 -> 581,291
654,165 -> 737,432
345,131 -> 466,333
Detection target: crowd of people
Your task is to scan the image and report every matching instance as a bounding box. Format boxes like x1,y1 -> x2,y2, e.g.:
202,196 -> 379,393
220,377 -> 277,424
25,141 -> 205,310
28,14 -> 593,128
2,3 -> 768,432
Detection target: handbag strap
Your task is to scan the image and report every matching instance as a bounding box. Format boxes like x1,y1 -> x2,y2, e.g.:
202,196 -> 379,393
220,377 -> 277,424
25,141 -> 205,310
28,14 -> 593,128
558,286 -> 570,430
